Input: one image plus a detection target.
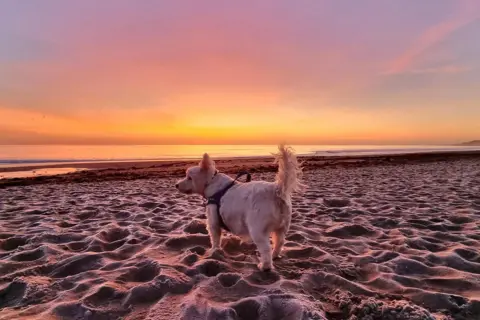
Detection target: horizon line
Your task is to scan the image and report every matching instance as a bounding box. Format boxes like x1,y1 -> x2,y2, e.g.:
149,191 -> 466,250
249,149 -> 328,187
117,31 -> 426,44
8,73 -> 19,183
0,142 -> 469,146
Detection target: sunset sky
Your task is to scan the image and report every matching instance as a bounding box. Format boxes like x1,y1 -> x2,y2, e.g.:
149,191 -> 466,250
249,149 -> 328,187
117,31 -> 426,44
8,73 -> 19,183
1,0 -> 479,145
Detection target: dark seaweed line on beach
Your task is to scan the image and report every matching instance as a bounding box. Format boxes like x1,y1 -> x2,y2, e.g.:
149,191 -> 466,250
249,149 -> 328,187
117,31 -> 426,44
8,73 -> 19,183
1,151 -> 480,189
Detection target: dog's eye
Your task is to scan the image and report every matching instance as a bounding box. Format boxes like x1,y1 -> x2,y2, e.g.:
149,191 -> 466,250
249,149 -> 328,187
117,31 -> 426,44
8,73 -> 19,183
187,176 -> 192,180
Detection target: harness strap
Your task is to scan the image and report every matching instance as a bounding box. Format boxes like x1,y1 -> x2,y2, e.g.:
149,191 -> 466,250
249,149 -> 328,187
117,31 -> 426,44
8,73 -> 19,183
205,171 -> 251,232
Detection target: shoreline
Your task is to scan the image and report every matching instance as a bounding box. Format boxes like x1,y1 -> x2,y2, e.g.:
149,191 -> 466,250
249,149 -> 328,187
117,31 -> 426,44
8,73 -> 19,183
2,145 -> 479,171
1,150 -> 480,188
2,149 -> 480,172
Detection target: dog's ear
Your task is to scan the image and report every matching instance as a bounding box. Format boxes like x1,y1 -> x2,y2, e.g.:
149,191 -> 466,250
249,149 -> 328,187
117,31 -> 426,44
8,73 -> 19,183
200,153 -> 212,170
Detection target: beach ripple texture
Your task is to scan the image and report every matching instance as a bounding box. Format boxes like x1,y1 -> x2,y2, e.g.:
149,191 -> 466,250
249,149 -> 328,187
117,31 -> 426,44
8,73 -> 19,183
1,159 -> 480,319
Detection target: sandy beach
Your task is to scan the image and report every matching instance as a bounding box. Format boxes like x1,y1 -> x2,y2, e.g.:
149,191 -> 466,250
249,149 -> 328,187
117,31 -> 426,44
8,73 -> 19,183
1,153 -> 480,319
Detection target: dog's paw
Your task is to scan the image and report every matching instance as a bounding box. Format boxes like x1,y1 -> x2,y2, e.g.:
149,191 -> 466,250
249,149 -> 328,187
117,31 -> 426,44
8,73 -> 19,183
206,247 -> 222,256
258,262 -> 273,272
206,247 -> 225,261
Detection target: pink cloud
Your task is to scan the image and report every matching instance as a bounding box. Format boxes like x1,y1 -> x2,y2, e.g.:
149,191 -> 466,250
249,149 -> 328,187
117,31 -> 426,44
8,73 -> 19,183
386,0 -> 480,75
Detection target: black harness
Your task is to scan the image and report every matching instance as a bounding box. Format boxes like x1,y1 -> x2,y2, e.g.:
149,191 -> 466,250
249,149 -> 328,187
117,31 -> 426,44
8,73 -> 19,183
205,171 -> 251,232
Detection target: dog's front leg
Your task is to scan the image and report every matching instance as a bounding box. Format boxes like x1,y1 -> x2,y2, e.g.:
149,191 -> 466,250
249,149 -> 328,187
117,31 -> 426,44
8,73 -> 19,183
206,205 -> 221,250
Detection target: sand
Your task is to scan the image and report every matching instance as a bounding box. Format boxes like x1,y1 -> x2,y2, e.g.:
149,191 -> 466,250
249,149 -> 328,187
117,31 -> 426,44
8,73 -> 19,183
1,155 -> 480,319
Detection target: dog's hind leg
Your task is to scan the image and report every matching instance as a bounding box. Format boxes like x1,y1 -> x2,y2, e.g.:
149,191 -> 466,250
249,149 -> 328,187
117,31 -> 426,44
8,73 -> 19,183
250,229 -> 273,271
272,227 -> 286,259
272,203 -> 291,259
206,206 -> 221,250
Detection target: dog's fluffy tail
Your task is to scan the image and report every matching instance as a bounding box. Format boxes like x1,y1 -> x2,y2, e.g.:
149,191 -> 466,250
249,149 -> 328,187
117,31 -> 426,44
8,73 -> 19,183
274,144 -> 303,201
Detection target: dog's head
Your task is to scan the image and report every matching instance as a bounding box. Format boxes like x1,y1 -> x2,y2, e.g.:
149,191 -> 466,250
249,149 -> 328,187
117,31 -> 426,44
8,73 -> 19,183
175,153 -> 216,195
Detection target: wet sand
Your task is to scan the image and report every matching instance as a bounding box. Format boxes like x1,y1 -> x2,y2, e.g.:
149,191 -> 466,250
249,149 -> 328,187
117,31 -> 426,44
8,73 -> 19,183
1,152 -> 480,319
0,168 -> 86,180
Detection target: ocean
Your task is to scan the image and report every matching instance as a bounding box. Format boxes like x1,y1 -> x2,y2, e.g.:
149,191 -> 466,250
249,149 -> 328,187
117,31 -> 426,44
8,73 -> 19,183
1,144 -> 479,168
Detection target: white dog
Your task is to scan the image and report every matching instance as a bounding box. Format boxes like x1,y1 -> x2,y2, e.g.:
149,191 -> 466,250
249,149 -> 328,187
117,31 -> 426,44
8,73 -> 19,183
175,145 -> 302,271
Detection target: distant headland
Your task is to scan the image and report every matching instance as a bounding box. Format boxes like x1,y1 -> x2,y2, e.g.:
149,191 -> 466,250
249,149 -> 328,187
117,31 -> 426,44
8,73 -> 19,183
460,140 -> 480,146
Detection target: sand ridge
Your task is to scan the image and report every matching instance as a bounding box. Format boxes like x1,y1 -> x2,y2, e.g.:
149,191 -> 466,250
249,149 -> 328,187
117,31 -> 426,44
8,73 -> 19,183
1,159 -> 480,319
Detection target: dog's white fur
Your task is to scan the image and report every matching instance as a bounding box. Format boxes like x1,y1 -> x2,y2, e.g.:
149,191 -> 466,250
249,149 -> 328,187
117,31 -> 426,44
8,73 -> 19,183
175,145 -> 302,271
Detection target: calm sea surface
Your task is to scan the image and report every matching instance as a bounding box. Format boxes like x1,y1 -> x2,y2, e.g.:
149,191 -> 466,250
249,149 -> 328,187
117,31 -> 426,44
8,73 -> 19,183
1,145 -> 479,167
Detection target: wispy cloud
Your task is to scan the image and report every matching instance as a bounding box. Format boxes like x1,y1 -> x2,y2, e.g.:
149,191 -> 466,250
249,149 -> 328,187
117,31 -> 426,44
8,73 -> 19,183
386,0 -> 480,75
407,65 -> 471,75
384,64 -> 471,76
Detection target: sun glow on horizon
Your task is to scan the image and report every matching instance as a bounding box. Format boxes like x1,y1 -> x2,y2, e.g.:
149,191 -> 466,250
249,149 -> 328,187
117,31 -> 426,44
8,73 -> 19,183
1,1 -> 479,145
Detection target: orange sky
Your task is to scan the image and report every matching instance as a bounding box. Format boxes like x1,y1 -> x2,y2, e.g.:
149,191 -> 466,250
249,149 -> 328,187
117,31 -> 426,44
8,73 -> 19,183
1,1 -> 479,145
